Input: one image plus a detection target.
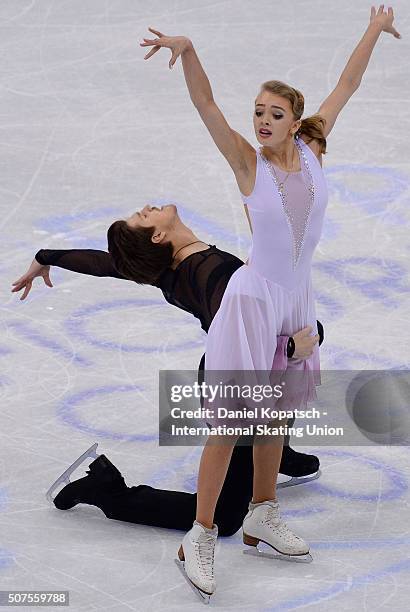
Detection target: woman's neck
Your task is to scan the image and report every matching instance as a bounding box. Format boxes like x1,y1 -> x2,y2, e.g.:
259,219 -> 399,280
262,138 -> 297,170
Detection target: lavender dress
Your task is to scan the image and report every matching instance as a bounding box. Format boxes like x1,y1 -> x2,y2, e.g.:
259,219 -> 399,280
204,136 -> 328,426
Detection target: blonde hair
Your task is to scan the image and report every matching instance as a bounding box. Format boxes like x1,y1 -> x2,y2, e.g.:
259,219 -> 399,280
261,80 -> 327,155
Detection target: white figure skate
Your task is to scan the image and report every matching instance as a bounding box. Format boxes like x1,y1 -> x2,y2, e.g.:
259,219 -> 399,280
242,499 -> 312,563
46,443 -> 100,504
175,521 -> 218,605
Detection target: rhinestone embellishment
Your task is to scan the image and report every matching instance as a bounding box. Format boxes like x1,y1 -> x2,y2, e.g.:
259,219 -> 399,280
260,137 -> 315,270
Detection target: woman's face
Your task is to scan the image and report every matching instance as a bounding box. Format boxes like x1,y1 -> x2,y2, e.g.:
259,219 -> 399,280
253,90 -> 300,147
126,204 -> 178,231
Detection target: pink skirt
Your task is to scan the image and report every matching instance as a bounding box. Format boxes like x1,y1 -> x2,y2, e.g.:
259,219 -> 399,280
204,264 -> 320,428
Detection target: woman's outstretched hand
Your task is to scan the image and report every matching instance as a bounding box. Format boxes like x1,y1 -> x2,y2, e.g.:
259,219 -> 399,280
11,259 -> 53,301
370,5 -> 401,38
140,27 -> 192,69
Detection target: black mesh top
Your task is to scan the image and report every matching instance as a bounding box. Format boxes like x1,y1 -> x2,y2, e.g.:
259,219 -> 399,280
35,245 -> 244,333
35,245 -> 324,342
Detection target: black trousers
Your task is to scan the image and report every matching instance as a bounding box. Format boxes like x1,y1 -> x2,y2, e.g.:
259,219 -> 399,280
93,354 -> 294,537
94,436 -> 254,537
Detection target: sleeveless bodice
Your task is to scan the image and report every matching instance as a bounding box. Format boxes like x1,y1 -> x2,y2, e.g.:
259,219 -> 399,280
241,137 -> 328,290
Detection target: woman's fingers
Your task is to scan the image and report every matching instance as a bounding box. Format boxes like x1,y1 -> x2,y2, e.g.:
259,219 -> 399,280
140,37 -> 163,48
140,38 -> 160,47
377,4 -> 384,14
169,49 -> 180,69
144,45 -> 161,60
386,7 -> 401,37
148,27 -> 164,37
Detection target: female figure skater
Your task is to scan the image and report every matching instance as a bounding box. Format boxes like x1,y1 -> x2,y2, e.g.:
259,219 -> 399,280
11,205 -> 322,536
140,4 -> 401,598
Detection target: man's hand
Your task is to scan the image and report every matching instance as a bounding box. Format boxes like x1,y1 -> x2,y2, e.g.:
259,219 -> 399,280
293,326 -> 319,359
11,259 -> 53,301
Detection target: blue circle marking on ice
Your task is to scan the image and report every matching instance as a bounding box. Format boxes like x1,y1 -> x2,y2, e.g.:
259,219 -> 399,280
64,298 -> 205,352
183,473 -> 199,493
313,289 -> 344,321
281,506 -> 326,519
320,215 -> 340,241
325,164 -> 408,213
0,488 -> 8,512
148,447 -> 202,488
263,558 -> 410,611
0,549 -> 14,571
321,345 -> 401,369
6,321 -> 92,366
0,488 -> 12,571
35,207 -> 119,233
315,256 -> 409,309
313,535 -> 410,550
309,449 -> 407,502
58,385 -> 157,441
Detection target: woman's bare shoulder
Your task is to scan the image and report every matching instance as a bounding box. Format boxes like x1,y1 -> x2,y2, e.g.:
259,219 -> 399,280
299,135 -> 323,167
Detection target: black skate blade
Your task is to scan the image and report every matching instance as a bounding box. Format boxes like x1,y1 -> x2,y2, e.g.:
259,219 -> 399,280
174,558 -> 211,605
243,544 -> 312,563
277,469 -> 321,489
46,443 -> 100,504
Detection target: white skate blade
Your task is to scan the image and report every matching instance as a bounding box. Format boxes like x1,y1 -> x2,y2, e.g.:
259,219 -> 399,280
277,469 -> 321,489
174,558 -> 211,605
243,543 -> 312,563
46,443 -> 100,504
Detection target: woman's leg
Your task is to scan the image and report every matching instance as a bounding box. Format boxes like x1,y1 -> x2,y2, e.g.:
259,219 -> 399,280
242,428 -> 310,557
252,435 -> 283,503
195,435 -> 239,529
196,354 -> 255,532
213,436 -> 253,535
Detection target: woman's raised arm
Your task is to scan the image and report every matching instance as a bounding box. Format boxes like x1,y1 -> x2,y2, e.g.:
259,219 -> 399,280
316,5 -> 401,139
140,28 -> 253,173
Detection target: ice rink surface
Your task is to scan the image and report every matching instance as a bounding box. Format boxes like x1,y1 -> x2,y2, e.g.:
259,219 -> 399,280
1,0 -> 410,610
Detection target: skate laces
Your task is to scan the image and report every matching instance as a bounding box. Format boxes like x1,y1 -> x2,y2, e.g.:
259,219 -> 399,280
264,506 -> 301,544
194,532 -> 216,579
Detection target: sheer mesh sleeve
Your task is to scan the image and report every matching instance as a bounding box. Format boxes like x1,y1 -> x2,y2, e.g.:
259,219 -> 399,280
35,249 -> 127,280
35,246 -> 325,348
